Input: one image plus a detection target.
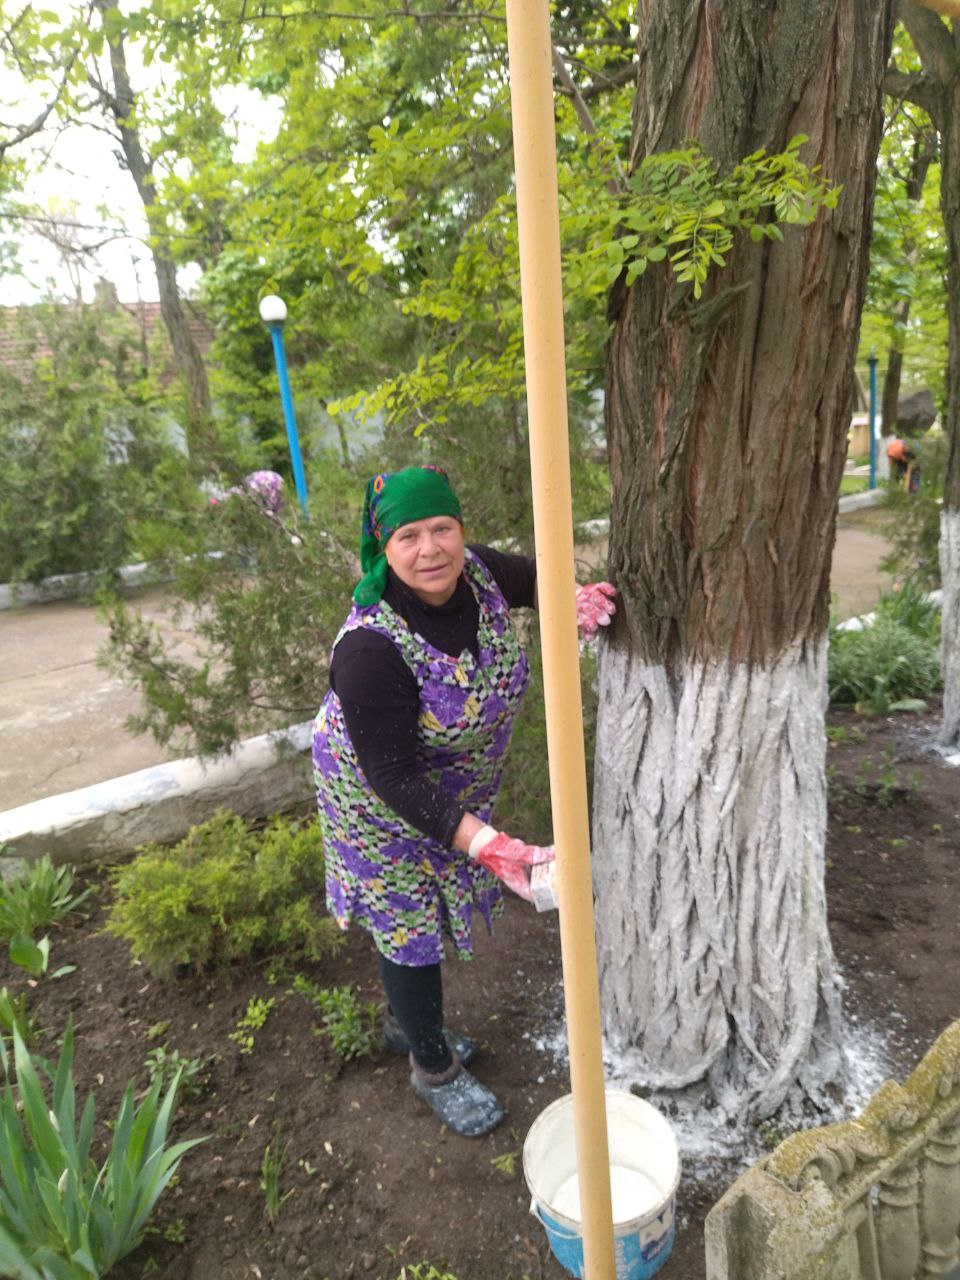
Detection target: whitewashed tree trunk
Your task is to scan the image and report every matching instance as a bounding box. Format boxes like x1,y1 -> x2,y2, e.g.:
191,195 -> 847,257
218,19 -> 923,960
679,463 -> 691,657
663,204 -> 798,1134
592,637 -> 844,1119
940,509 -> 960,748
598,0 -> 893,1120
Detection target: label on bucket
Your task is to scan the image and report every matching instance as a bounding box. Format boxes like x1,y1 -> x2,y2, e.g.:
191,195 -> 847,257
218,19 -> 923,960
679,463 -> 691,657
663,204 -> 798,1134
551,1165 -> 663,1224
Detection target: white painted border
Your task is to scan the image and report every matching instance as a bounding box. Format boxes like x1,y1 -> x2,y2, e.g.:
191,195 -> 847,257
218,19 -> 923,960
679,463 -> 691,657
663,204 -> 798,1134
0,722 -> 315,866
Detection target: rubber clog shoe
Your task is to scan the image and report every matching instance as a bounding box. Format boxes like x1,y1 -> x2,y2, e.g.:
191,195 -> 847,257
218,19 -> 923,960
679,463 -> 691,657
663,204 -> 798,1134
382,1013 -> 477,1067
409,1062 -> 504,1137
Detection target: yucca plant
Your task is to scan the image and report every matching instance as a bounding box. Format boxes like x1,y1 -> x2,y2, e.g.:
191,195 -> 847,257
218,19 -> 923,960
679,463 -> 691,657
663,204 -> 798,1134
0,857 -> 90,943
0,1023 -> 205,1279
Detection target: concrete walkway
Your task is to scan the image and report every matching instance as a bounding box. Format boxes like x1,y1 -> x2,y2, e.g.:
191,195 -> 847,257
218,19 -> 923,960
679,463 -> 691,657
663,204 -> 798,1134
0,589 -> 204,811
0,511 -> 895,813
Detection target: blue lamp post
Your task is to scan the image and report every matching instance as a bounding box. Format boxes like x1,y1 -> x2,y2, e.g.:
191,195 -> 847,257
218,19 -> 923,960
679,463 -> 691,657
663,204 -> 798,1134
259,294 -> 308,512
867,349 -> 878,490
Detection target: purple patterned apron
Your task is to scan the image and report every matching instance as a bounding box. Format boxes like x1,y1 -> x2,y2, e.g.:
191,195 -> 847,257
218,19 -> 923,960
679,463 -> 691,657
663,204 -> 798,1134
312,550 -> 530,965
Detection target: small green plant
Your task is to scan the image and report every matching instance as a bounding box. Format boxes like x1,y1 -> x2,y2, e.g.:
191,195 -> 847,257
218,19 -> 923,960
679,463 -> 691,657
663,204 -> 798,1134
8,932 -> 75,980
826,724 -> 866,746
397,1266 -> 460,1280
162,1217 -> 186,1244
490,1149 -> 520,1177
876,762 -> 898,808
144,1045 -> 212,1100
0,855 -> 90,942
0,986 -> 37,1046
0,1023 -> 205,1277
825,763 -> 847,804
229,996 -> 276,1055
106,811 -> 342,978
293,975 -> 381,1060
874,579 -> 941,643
758,1121 -> 787,1152
853,757 -> 874,798
260,1121 -> 294,1224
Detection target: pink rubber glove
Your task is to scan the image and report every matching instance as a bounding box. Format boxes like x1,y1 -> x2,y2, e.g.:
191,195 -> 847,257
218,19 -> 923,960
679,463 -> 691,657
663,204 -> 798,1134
576,581 -> 617,638
468,827 -> 554,903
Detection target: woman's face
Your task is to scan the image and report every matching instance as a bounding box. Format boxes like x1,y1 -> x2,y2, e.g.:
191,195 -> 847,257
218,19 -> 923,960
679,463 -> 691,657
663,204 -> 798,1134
384,515 -> 465,606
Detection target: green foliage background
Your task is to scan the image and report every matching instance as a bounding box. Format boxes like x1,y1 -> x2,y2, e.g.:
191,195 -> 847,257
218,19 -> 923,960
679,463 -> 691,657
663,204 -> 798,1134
0,305 -> 195,584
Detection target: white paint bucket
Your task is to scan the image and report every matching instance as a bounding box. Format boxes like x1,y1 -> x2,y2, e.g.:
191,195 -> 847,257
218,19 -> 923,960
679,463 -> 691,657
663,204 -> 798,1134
523,1090 -> 680,1280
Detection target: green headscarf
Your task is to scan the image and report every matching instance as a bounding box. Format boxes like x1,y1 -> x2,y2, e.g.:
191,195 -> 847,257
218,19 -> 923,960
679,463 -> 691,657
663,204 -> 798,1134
353,465 -> 463,605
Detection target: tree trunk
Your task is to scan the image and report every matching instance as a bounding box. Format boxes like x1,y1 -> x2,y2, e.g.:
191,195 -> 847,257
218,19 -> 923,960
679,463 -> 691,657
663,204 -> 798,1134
595,0 -> 894,1118
939,50 -> 960,746
897,3 -> 960,747
880,131 -> 935,441
96,0 -> 213,455
882,308 -> 908,435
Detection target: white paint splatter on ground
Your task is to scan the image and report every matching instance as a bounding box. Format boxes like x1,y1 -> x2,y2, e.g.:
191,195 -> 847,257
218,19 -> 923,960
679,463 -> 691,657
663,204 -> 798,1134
526,981 -> 894,1187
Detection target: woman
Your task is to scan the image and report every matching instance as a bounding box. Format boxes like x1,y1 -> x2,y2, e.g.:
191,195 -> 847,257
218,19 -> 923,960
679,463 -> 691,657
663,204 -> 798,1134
312,465 -> 614,1137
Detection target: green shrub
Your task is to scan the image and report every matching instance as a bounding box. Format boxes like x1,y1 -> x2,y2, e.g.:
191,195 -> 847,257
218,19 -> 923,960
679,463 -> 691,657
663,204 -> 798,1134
106,811 -> 342,978
828,615 -> 941,713
0,856 -> 90,943
98,454 -> 359,757
0,304 -> 196,586
0,1023 -> 204,1279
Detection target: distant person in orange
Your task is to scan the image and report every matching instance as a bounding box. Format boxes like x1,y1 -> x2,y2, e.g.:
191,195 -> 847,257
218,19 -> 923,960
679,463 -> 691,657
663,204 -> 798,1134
886,437 -> 919,490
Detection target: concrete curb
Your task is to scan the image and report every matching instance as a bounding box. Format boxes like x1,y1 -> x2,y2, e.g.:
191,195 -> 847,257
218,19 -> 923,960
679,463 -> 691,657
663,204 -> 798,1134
837,488 -> 883,514
0,562 -> 156,610
0,722 -> 315,866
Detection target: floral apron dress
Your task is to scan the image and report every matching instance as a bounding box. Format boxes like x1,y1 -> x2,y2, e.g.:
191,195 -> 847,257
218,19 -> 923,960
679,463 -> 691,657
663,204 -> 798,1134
312,550 -> 530,966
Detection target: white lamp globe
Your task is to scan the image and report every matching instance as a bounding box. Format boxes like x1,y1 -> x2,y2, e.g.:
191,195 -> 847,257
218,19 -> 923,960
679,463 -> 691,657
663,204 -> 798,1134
258,294 -> 288,325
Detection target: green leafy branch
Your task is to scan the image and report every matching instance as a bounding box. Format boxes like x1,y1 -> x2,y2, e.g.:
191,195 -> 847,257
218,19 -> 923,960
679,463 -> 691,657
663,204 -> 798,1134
330,135 -> 839,428
573,134 -> 841,299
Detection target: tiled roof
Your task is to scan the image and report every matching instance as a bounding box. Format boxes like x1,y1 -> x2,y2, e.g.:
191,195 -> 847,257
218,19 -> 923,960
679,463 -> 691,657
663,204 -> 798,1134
0,296 -> 213,385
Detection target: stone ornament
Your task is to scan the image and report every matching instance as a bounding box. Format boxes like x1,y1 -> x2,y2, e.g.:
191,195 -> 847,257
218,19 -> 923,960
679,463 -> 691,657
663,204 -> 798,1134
705,1020 -> 960,1279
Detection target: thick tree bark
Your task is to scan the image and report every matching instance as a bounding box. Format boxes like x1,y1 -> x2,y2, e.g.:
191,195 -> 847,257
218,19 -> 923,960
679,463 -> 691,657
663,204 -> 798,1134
881,333 -> 906,435
595,0 -> 894,1118
880,128 -> 936,434
938,37 -> 960,746
95,0 -> 213,454
942,510 -> 960,744
898,3 -> 960,746
594,640 -> 841,1116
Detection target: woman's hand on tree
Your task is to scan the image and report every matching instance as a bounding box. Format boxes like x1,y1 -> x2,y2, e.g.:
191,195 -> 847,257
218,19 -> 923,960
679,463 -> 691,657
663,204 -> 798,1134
467,826 -> 554,903
575,581 -> 617,638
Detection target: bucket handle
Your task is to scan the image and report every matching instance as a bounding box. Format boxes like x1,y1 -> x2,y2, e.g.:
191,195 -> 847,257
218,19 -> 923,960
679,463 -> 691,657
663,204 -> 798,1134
529,1197 -> 582,1243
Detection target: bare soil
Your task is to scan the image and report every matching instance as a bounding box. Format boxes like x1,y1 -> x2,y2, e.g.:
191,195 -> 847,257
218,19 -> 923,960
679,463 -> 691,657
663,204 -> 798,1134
3,707 -> 958,1280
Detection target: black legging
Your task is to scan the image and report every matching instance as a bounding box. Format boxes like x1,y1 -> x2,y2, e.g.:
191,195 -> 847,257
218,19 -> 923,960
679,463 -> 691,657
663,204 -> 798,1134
378,954 -> 452,1073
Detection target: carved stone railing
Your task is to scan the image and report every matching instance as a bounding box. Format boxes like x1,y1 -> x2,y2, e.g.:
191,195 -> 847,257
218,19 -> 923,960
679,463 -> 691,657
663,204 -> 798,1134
705,1020 -> 960,1280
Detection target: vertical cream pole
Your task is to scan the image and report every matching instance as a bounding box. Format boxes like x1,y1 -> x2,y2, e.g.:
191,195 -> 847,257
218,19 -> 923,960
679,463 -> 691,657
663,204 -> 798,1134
503,2 -> 616,1277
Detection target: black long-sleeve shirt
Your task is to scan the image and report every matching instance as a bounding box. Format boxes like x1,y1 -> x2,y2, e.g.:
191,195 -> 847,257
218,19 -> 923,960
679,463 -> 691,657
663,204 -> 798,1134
329,544 -> 536,846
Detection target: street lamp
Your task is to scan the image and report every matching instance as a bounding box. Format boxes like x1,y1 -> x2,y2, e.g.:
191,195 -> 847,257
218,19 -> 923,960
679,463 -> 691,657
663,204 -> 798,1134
259,294 -> 309,512
867,349 -> 878,490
